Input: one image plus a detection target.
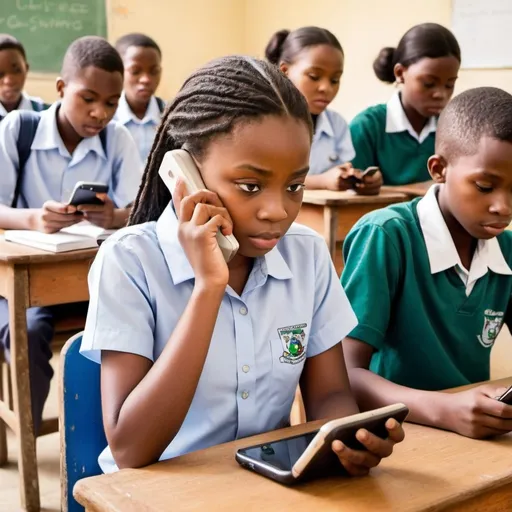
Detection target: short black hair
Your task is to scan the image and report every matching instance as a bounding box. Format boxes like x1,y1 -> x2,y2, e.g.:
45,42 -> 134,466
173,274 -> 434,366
115,33 -> 161,58
436,87 -> 512,161
129,55 -> 312,226
265,26 -> 343,65
61,36 -> 124,81
0,33 -> 26,60
373,23 -> 460,83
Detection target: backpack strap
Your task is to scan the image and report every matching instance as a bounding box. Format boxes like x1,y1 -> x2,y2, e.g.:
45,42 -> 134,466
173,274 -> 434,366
155,96 -> 166,113
12,111 -> 41,208
99,128 -> 107,156
30,99 -> 50,112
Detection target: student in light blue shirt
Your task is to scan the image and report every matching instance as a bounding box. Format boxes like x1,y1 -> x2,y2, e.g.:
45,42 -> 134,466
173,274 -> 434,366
80,55 -> 405,474
0,36 -> 141,435
114,33 -> 164,163
265,27 -> 382,194
0,34 -> 50,121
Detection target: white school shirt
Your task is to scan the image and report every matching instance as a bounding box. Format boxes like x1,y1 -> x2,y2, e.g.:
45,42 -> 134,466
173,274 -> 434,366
418,184 -> 512,296
0,91 -> 47,118
308,109 -> 355,175
80,204 -> 358,473
114,92 -> 162,163
0,102 -> 143,208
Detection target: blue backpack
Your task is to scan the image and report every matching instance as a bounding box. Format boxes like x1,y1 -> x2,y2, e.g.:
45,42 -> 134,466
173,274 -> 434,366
11,110 -> 107,208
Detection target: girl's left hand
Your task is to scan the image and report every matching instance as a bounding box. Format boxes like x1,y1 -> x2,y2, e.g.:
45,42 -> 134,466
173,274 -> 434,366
331,418 -> 405,476
354,169 -> 383,196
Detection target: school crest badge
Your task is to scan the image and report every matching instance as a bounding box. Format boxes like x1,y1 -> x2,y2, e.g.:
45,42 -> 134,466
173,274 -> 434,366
278,323 -> 307,364
477,309 -> 504,348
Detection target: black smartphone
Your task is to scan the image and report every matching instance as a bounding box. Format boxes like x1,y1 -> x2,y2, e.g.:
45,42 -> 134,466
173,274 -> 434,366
236,403 -> 409,485
345,166 -> 380,187
68,181 -> 109,206
497,385 -> 512,405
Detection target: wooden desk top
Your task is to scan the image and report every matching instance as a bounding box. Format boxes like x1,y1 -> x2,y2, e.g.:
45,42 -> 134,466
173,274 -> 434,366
302,189 -> 407,206
0,234 -> 98,264
75,378 -> 512,512
382,181 -> 433,198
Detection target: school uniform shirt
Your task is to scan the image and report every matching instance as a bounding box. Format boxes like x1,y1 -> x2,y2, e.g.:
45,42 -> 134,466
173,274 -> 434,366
308,109 -> 355,175
0,102 -> 143,208
350,91 -> 436,185
80,205 -> 358,473
0,91 -> 48,119
341,184 -> 512,391
114,92 -> 162,163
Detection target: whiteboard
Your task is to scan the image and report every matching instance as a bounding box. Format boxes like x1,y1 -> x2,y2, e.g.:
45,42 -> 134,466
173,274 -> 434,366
452,0 -> 512,69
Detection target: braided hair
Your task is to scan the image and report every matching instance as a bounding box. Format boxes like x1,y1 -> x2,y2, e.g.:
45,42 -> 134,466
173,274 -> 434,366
128,55 -> 312,226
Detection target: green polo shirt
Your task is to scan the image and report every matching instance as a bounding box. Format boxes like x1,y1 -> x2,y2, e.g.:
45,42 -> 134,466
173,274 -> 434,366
350,104 -> 434,185
341,199 -> 512,391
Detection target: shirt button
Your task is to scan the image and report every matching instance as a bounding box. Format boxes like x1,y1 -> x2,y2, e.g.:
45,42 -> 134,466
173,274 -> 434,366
241,391 -> 249,400
239,306 -> 248,316
242,365 -> 250,373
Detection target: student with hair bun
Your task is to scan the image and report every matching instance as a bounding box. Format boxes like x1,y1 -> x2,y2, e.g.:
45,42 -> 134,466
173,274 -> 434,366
350,23 -> 461,186
266,26 -> 382,194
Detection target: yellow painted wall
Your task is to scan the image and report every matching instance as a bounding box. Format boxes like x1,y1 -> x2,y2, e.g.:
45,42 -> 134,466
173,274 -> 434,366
25,0 -> 245,103
244,0 -> 512,120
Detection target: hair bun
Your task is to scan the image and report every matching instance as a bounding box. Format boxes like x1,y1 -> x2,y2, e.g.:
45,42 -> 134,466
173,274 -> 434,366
265,29 -> 290,64
373,47 -> 396,83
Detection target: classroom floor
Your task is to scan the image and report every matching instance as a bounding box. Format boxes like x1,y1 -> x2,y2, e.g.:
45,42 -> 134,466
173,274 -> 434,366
1,329 -> 512,512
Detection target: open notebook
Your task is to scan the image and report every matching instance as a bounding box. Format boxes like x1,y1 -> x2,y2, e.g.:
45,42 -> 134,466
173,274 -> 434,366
4,222 -> 116,253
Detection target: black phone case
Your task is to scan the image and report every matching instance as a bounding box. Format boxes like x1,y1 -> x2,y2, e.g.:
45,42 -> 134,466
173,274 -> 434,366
235,405 -> 409,485
69,184 -> 109,206
498,386 -> 512,405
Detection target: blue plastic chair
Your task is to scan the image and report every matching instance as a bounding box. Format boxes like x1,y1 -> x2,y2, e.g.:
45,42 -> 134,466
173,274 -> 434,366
60,332 -> 107,512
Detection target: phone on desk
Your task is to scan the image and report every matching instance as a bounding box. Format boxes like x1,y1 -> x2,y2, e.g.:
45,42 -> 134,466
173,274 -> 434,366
158,150 -> 239,262
346,166 -> 380,188
68,181 -> 109,206
235,403 -> 409,485
497,385 -> 512,405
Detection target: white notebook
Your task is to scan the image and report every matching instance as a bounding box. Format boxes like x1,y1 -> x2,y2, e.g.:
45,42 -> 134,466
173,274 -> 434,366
4,223 -> 117,253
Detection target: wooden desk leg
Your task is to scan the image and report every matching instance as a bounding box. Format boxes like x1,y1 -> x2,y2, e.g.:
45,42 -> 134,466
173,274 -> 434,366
0,357 -> 6,465
7,264 -> 40,512
324,206 -> 338,262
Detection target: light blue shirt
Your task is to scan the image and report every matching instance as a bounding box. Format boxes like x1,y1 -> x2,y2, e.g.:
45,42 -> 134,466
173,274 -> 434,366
80,204 -> 358,473
114,92 -> 162,163
0,91 -> 47,118
308,109 -> 356,175
0,102 -> 143,208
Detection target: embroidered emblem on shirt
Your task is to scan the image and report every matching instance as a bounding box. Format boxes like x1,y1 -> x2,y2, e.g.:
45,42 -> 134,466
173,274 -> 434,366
477,309 -> 504,348
278,323 -> 307,364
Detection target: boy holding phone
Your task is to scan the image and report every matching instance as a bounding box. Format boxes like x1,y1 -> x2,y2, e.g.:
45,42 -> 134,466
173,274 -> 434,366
0,36 -> 141,433
341,87 -> 512,439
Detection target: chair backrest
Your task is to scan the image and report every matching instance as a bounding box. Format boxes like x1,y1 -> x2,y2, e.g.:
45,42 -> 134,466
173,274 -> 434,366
60,332 -> 107,512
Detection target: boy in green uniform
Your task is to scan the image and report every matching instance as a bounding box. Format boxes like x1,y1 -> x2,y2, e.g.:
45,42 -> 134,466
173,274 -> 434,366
342,87 -> 512,439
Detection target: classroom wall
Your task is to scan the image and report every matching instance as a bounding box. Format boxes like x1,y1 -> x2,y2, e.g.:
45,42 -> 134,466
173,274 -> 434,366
244,0 -> 512,120
25,0 -> 245,104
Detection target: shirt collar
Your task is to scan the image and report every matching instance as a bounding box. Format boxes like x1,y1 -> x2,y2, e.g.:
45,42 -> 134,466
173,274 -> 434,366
116,92 -> 161,125
417,184 -> 512,278
313,110 -> 335,142
155,203 -> 293,285
30,102 -> 107,160
386,91 -> 437,144
0,91 -> 35,117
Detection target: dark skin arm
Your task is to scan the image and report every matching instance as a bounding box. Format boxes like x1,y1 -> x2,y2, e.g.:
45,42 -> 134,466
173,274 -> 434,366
301,342 -> 405,475
344,337 -> 512,439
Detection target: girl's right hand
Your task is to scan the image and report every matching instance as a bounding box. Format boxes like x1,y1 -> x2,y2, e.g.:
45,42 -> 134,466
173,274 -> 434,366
322,163 -> 358,191
173,179 -> 233,289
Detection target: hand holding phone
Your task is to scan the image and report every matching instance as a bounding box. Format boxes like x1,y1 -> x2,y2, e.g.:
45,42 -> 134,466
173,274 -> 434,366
497,385 -> 512,405
68,181 -> 109,206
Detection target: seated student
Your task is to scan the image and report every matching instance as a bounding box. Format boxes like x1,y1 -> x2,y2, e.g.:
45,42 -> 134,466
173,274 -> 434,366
350,23 -> 460,186
0,33 -> 49,120
342,87 -> 512,439
80,55 -> 405,473
114,33 -> 164,163
265,27 -> 382,194
0,36 -> 142,434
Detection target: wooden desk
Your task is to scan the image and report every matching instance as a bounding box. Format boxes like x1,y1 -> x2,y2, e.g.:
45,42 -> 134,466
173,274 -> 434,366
0,235 -> 97,512
382,181 -> 433,198
74,378 -> 512,512
297,189 -> 407,262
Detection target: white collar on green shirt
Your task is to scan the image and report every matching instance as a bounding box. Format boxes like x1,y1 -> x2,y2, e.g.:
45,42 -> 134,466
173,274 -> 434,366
115,91 -> 161,125
386,91 -> 437,144
417,184 -> 512,290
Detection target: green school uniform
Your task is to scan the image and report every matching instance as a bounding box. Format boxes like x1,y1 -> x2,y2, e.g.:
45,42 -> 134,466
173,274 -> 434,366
341,186 -> 512,391
350,92 -> 435,185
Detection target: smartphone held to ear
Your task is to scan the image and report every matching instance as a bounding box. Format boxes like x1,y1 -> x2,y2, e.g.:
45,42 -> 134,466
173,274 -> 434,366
158,150 -> 239,262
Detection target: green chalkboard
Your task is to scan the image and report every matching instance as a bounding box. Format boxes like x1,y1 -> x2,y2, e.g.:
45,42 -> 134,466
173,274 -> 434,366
0,0 -> 107,73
